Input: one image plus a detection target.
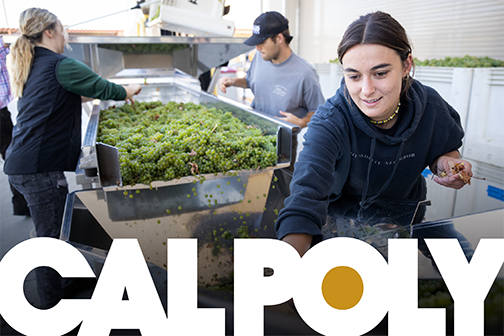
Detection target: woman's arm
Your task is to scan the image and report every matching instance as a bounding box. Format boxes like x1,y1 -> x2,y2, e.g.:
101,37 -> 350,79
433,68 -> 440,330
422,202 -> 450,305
275,103 -> 347,252
123,83 -> 141,102
57,58 -> 140,102
282,233 -> 313,257
430,150 -> 473,189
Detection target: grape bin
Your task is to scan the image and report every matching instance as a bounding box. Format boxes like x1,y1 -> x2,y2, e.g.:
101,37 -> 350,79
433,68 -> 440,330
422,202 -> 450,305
61,71 -> 299,289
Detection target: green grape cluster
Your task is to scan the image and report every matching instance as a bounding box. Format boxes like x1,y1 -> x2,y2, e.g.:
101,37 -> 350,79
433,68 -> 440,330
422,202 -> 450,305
484,278 -> 504,332
414,55 -> 504,68
418,279 -> 453,308
97,101 -> 278,186
98,43 -> 188,54
418,278 -> 503,333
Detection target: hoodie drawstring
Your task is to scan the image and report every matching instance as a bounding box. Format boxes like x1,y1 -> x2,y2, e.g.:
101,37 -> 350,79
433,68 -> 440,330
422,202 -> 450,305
360,138 -> 376,205
359,139 -> 407,213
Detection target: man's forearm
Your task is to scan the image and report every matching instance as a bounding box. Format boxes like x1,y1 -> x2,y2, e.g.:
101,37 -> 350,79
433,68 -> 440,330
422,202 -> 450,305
299,111 -> 315,128
232,77 -> 249,89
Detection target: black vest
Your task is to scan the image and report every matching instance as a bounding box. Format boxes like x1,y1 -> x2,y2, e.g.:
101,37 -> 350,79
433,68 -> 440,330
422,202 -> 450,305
4,47 -> 81,174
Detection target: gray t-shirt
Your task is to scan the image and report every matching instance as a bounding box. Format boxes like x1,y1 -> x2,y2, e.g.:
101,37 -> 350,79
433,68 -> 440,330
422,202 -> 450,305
246,52 -> 325,119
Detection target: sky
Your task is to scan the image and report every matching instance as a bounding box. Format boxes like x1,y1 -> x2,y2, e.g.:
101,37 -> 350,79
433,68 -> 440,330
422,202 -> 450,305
0,0 -> 261,32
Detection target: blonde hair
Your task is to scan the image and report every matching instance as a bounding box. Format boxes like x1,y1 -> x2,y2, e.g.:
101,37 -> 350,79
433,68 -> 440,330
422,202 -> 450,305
8,8 -> 61,98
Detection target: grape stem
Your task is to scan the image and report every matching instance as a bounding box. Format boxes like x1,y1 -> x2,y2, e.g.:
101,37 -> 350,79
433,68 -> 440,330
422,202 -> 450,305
188,162 -> 199,175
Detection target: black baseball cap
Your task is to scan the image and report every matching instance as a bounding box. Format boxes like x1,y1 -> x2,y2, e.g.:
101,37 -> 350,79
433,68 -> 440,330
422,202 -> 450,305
244,11 -> 290,46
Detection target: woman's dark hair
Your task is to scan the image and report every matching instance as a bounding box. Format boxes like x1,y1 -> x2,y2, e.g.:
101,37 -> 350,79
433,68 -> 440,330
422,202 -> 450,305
337,11 -> 415,98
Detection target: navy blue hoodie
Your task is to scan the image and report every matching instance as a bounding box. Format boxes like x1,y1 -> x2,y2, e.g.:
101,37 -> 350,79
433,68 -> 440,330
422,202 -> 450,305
275,79 -> 464,245
4,47 -> 126,174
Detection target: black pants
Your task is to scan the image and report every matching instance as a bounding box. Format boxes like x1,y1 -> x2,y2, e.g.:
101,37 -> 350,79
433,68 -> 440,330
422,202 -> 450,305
9,172 -> 69,308
1,106 -> 29,215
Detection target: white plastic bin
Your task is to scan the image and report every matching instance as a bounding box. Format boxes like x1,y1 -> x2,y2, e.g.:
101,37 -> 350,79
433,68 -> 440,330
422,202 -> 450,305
453,159 -> 504,217
462,68 -> 504,168
413,66 -> 473,134
413,67 -> 474,220
314,63 -> 343,100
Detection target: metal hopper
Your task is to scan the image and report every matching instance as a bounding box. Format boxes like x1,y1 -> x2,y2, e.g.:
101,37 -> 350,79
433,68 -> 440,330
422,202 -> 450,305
62,70 -> 299,288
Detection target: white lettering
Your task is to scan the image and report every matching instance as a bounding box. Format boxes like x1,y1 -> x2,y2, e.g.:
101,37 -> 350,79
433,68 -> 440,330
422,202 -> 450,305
0,238 -> 94,336
426,239 -> 504,336
0,237 -> 501,336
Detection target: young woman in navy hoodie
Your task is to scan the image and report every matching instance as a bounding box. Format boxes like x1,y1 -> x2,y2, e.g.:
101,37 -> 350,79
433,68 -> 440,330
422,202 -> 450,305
275,11 -> 473,257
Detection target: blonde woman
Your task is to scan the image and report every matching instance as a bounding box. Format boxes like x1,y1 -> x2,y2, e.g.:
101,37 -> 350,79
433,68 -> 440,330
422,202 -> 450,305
4,8 -> 141,309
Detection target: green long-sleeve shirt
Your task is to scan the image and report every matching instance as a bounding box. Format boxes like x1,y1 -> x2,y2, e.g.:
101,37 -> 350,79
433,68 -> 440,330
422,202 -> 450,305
57,57 -> 126,100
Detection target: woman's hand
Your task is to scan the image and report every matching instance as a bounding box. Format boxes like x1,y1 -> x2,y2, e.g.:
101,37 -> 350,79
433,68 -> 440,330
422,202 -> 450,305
281,233 -> 313,257
432,154 -> 473,189
123,84 -> 142,104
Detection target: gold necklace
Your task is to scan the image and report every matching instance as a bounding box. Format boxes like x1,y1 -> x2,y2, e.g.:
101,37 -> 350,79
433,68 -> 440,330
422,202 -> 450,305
370,101 -> 401,125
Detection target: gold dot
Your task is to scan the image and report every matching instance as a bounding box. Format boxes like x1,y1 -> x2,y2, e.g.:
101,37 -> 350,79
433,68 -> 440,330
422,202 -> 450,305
321,266 -> 363,310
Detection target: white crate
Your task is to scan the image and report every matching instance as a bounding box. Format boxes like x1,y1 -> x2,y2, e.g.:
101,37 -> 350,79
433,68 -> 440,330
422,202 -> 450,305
413,66 -> 473,134
462,68 -> 504,168
453,159 -> 504,217
314,63 -> 343,99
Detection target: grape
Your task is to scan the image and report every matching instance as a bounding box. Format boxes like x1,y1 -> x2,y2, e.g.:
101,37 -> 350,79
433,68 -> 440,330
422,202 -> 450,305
97,101 -> 278,186
418,278 -> 503,334
413,55 -> 504,68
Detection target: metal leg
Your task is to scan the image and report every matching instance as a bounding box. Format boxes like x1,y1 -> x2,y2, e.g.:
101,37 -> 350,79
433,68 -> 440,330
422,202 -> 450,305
207,66 -> 222,94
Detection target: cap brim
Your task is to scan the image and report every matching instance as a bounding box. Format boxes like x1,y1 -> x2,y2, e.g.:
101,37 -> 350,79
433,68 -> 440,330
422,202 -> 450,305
243,34 -> 269,46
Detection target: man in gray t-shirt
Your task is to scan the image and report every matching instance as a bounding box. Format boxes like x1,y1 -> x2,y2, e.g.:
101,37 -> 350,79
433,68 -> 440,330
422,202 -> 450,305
219,11 -> 324,129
